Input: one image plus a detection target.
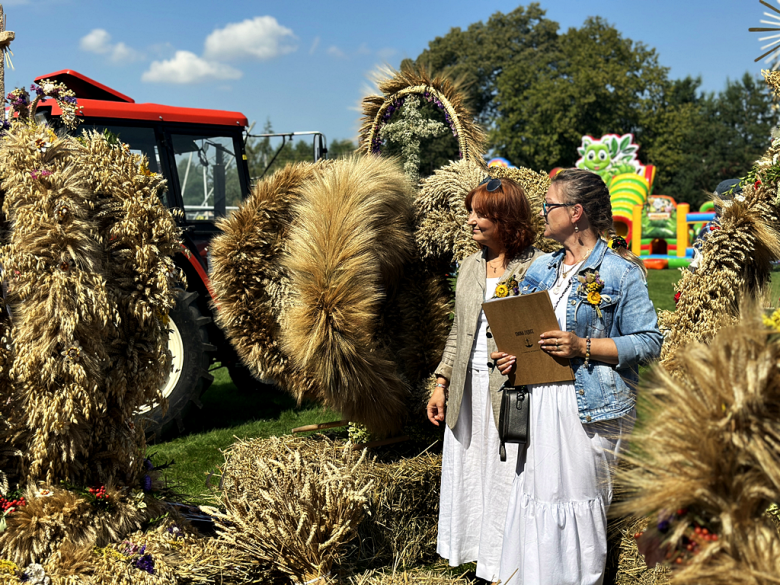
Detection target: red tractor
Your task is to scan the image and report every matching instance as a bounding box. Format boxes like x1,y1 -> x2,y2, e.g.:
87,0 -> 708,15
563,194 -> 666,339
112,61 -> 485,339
31,69 -> 319,436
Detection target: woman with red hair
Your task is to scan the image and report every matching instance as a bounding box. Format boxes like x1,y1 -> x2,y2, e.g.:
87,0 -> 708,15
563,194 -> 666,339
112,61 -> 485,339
427,177 -> 541,582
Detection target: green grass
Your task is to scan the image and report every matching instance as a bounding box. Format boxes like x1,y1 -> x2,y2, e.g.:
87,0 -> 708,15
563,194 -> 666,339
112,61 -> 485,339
150,266 -> 778,503
645,268 -> 681,313
148,367 -> 340,502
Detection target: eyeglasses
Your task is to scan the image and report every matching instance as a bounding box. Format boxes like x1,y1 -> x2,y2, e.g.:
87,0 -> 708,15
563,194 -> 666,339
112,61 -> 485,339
478,177 -> 502,192
542,201 -> 574,218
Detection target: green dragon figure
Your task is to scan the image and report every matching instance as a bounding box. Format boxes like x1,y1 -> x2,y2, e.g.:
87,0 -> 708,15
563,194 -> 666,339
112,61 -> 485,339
576,134 -> 642,183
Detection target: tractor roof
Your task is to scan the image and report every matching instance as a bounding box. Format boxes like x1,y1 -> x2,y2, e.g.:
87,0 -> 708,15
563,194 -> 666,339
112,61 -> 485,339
34,70 -> 248,128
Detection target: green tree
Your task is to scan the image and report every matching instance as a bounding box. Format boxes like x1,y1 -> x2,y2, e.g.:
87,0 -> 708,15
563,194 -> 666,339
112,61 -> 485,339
648,74 -> 779,208
408,5 -> 779,209
494,16 -> 670,170
328,138 -> 356,159
406,3 -> 559,128
246,119 -> 343,181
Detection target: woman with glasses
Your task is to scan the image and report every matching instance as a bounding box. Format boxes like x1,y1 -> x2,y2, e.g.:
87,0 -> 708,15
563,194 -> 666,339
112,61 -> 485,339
427,177 -> 542,582
492,169 -> 662,584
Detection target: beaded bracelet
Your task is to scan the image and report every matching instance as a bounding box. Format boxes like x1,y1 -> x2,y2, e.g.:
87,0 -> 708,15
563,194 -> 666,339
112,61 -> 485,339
435,383 -> 448,389
584,337 -> 592,366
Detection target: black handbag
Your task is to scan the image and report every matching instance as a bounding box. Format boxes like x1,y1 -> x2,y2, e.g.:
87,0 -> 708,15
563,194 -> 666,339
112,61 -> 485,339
498,382 -> 530,462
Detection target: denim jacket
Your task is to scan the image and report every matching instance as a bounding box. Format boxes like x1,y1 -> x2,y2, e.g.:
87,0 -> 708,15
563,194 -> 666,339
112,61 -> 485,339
519,238 -> 663,423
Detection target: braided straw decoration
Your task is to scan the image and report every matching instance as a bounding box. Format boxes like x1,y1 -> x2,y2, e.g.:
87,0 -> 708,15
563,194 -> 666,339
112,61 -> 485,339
358,65 -> 486,164
415,159 -> 560,264
0,122 -> 180,486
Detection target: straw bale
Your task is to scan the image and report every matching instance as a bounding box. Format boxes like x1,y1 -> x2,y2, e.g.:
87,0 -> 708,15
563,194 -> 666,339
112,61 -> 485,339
615,518 -> 670,585
614,303 -> 780,583
358,63 -> 486,164
354,452 -> 442,568
415,159 -> 559,265
214,435 -> 372,583
349,568 -> 476,584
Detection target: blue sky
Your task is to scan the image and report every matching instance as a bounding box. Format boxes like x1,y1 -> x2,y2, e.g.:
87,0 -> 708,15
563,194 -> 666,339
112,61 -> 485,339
0,0 -> 773,146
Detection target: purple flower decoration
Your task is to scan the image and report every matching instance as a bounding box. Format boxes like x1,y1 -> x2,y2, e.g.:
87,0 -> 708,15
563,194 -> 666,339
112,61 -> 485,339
30,169 -> 52,180
134,553 -> 155,575
142,474 -> 152,492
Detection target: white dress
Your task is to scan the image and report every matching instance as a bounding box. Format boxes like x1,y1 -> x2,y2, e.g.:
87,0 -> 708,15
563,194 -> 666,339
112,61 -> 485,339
498,263 -> 633,585
438,277 -> 516,582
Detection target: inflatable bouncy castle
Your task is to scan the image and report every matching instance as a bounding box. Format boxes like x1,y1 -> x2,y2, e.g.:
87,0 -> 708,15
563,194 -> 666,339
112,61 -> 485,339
551,134 -> 715,269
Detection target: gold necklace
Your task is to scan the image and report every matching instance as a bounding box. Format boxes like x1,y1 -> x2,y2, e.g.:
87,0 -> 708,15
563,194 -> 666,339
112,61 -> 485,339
553,248 -> 592,293
487,257 -> 504,275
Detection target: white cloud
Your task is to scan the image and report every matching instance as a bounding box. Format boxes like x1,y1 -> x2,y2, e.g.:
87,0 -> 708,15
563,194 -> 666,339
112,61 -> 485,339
327,46 -> 345,58
79,28 -> 142,63
309,36 -> 320,55
142,51 -> 242,84
204,16 -> 296,61
80,29 -> 111,54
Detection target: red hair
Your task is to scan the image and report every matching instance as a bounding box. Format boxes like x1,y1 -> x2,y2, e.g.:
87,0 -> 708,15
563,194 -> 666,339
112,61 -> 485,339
464,177 -> 536,258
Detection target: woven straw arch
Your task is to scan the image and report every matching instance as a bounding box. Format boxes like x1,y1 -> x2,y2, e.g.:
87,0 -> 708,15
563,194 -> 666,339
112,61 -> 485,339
358,65 -> 486,164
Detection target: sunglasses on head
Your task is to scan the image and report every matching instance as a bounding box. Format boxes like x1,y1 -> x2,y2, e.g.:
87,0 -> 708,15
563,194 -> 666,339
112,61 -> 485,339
478,177 -> 502,192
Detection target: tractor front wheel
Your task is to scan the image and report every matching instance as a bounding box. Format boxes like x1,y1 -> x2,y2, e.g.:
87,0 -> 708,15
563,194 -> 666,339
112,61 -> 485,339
138,289 -> 214,439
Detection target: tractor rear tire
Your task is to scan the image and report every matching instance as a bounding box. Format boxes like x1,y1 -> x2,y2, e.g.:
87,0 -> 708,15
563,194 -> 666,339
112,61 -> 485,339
138,289 -> 214,440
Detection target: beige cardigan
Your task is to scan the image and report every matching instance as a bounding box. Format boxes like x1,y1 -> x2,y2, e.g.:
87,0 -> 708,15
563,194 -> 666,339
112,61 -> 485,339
435,246 -> 543,430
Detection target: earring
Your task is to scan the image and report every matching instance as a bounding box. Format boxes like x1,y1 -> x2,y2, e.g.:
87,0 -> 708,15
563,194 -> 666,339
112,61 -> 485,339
574,224 -> 579,232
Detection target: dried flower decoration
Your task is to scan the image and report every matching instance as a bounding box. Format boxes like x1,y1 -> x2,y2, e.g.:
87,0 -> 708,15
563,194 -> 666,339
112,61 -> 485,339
53,201 -> 69,222
21,563 -> 49,585
577,269 -> 605,317
58,257 -> 75,272
139,161 -> 156,177
634,507 -> 720,569
763,306 -> 780,332
32,136 -> 50,153
29,79 -> 81,130
29,169 -> 51,180
61,340 -> 81,364
6,87 -> 29,118
492,275 -> 520,299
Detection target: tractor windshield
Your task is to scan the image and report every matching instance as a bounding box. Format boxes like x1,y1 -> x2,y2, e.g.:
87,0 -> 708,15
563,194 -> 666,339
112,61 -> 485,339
170,133 -> 242,221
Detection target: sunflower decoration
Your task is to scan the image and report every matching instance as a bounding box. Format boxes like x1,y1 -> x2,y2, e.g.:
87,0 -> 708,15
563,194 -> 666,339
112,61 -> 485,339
491,276 -> 520,299
578,270 -> 605,317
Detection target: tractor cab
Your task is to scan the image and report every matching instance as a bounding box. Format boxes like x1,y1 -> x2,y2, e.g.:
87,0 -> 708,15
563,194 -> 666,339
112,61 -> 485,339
33,69 -> 251,264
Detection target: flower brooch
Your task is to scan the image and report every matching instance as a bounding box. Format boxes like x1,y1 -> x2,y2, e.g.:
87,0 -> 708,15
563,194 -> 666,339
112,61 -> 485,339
578,270 -> 605,317
492,275 -> 520,299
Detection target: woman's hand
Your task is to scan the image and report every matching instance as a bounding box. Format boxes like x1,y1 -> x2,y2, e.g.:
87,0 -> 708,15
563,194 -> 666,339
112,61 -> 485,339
539,330 -> 585,359
427,381 -> 448,426
490,351 -> 516,376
